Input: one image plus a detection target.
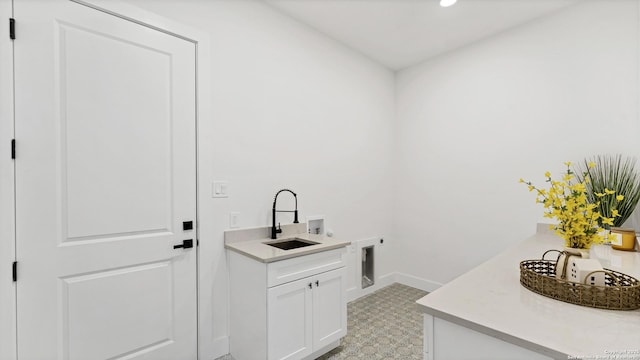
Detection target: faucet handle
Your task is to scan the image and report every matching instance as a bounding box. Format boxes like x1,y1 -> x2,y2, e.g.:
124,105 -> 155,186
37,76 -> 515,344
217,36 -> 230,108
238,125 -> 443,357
276,222 -> 282,234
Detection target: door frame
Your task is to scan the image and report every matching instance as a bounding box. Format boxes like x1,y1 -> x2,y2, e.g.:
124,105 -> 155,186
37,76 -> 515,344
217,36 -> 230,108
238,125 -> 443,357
0,0 -> 17,359
1,1 -> 212,359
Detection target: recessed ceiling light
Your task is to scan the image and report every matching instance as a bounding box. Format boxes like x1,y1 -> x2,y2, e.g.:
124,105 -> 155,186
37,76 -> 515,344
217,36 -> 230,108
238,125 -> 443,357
440,0 -> 457,7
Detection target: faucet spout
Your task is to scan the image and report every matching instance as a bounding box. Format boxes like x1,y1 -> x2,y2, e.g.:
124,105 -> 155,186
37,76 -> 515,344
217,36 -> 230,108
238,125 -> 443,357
271,189 -> 299,239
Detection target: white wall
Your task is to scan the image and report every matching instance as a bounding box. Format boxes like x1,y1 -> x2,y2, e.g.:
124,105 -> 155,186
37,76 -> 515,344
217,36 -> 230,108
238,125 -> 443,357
394,0 -> 640,287
123,1 -> 396,358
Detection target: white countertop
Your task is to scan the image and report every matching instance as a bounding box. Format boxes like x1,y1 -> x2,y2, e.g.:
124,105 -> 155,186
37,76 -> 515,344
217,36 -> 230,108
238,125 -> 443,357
416,232 -> 640,360
224,224 -> 350,263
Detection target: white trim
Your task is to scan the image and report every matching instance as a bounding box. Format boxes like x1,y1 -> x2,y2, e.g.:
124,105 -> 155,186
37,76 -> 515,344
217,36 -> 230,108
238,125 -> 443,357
346,272 -> 441,303
346,287 -> 358,302
359,272 -> 395,298
303,339 -> 340,360
346,272 -> 395,302
212,336 -> 230,360
377,272 -> 396,287
71,0 -> 202,43
395,272 -> 443,293
194,23 -> 215,360
345,272 -> 391,302
62,1 -> 215,358
0,0 -> 16,359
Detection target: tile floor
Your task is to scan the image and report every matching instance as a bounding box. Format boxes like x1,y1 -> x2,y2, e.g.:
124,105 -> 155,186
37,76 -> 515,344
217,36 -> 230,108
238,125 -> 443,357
217,283 -> 428,360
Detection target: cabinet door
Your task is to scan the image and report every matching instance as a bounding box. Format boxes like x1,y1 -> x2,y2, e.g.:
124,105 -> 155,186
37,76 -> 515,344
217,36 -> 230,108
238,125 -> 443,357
312,267 -> 347,350
268,277 -> 313,360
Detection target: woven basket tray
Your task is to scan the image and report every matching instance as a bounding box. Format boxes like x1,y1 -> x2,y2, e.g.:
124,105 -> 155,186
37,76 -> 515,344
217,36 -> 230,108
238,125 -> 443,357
520,250 -> 640,310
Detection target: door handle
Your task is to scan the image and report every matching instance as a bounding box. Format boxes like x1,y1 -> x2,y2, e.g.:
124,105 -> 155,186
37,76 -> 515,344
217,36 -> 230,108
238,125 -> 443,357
174,239 -> 194,249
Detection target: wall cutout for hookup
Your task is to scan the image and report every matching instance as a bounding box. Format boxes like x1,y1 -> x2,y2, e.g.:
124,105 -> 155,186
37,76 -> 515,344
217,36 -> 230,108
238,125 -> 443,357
362,245 -> 375,289
307,215 -> 325,235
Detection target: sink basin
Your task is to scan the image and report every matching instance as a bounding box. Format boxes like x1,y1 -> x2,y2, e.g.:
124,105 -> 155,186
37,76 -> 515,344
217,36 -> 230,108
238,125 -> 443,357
264,238 -> 319,250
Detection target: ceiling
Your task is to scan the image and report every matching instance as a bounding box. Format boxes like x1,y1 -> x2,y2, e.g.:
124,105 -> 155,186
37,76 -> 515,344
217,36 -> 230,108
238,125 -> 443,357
264,0 -> 581,70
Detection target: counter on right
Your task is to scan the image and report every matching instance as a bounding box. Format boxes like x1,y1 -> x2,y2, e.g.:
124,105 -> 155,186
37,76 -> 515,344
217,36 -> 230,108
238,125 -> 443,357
416,228 -> 640,360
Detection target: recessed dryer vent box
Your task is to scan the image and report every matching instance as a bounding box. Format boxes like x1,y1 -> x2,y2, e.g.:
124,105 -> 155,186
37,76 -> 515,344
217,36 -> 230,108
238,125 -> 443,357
362,245 -> 374,289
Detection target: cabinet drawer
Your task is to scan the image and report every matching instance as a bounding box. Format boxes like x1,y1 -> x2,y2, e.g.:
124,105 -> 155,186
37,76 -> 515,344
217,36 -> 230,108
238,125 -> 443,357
267,248 -> 346,287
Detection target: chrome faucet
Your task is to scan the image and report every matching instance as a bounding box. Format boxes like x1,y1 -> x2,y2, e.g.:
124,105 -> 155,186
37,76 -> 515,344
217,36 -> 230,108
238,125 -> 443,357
271,189 -> 299,239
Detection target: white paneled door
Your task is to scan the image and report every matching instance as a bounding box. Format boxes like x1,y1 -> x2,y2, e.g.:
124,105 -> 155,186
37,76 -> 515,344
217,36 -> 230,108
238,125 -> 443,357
14,1 -> 197,359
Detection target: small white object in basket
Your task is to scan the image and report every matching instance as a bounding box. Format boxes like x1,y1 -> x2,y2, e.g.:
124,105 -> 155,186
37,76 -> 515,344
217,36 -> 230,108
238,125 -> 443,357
567,258 -> 605,286
555,248 -> 589,279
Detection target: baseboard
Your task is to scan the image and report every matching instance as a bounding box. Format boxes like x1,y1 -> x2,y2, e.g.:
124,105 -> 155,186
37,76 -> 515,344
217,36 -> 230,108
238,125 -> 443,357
303,339 -> 340,360
378,272 -> 396,287
346,286 -> 359,302
346,272 -> 395,302
395,272 -> 442,293
211,335 -> 229,359
347,270 -> 443,302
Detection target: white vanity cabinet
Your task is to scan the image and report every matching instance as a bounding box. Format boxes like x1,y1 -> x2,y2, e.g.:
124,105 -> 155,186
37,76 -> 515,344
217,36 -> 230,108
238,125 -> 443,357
268,267 -> 346,360
229,247 -> 347,360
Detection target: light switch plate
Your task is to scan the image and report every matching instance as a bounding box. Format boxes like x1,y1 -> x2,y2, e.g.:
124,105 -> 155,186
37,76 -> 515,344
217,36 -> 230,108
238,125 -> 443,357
229,212 -> 240,229
212,181 -> 229,198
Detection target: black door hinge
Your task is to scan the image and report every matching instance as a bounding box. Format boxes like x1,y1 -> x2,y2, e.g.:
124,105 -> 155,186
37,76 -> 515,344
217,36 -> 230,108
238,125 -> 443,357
12,262 -> 17,282
9,18 -> 15,40
11,139 -> 15,159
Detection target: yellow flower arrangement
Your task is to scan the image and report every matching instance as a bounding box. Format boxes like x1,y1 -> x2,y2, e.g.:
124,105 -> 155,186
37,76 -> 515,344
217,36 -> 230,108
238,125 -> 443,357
520,162 -> 621,249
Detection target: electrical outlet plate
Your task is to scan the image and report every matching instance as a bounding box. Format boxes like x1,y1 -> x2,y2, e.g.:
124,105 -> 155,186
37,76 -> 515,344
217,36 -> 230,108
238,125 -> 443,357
229,212 -> 239,228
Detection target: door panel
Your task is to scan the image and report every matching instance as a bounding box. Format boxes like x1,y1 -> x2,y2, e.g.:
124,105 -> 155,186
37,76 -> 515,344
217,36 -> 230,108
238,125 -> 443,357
14,1 -> 197,359
60,21 -> 173,242
62,261 -> 173,360
313,268 -> 347,350
268,278 -> 313,360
